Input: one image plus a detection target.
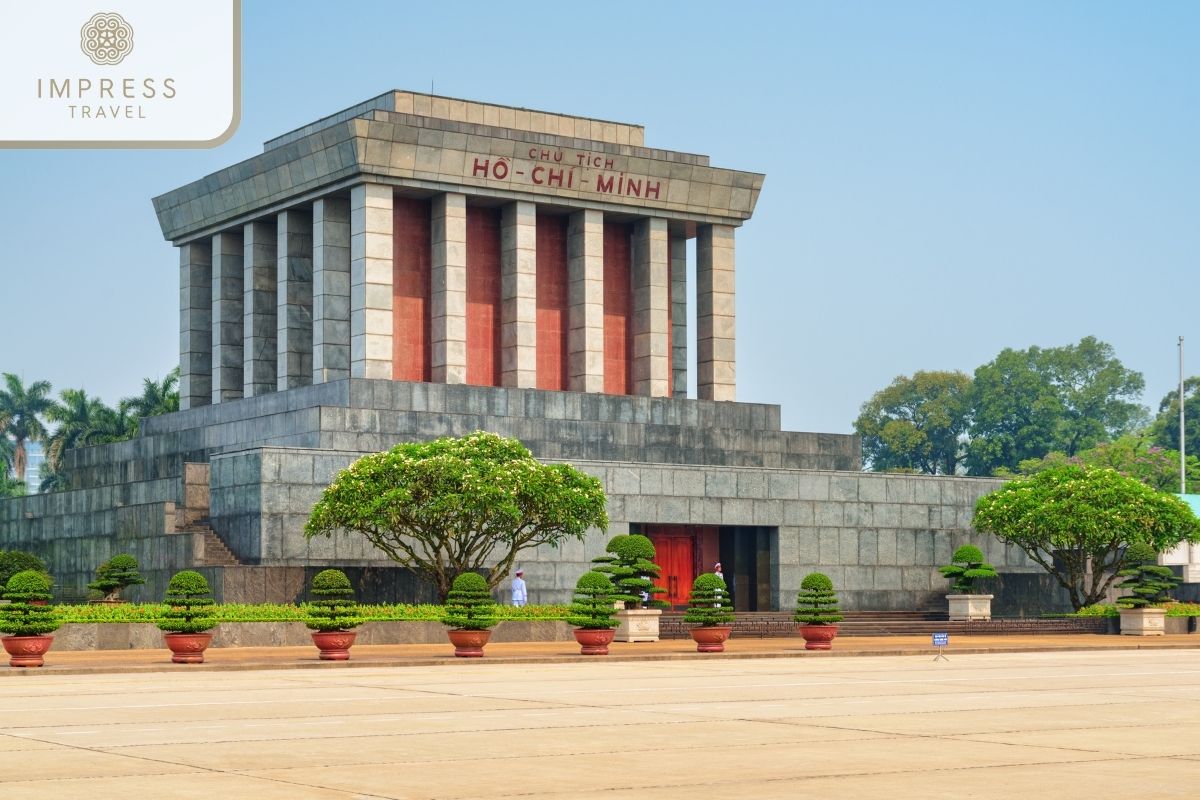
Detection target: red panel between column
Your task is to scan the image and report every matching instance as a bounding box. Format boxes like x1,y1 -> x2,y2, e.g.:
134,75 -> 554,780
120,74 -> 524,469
536,213 -> 569,391
603,221 -> 633,395
393,196 -> 431,382
466,206 -> 502,387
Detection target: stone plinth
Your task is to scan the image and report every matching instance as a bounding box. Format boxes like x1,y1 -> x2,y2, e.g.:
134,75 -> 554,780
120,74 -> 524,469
947,594 -> 994,622
614,608 -> 662,642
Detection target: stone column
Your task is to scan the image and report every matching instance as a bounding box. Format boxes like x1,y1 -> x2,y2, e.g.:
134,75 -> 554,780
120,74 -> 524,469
431,192 -> 467,384
277,208 -> 313,390
349,184 -> 393,380
567,209 -> 604,393
631,217 -> 670,397
697,224 -> 736,401
242,220 -> 277,397
312,196 -> 351,384
179,241 -> 212,410
211,230 -> 244,403
500,201 -> 537,388
670,233 -> 688,398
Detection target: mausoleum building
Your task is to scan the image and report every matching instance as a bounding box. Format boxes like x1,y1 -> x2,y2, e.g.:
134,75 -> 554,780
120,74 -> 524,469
1,92 -> 1067,611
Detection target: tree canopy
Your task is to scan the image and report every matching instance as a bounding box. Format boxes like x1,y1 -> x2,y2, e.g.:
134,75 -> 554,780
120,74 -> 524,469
305,431 -> 609,601
854,370 -> 972,475
972,465 -> 1200,609
1018,434 -> 1200,494
1148,377 -> 1200,462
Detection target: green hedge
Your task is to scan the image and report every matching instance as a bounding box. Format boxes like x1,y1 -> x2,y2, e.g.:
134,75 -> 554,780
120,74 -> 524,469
50,602 -> 572,624
1073,602 -> 1200,618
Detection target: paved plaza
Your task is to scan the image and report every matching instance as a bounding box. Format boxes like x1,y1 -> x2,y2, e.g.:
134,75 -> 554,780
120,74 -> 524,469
1,648 -> 1198,798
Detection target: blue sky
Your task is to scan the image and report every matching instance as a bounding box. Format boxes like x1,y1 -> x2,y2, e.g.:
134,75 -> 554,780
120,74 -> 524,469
1,1 -> 1196,434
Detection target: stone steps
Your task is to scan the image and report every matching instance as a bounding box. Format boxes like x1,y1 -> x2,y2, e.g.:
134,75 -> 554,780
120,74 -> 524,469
659,611 -> 1109,638
184,525 -> 240,567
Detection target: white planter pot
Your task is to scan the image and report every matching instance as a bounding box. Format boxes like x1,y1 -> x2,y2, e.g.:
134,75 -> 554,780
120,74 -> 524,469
614,608 -> 661,642
947,594 -> 993,621
1119,607 -> 1166,636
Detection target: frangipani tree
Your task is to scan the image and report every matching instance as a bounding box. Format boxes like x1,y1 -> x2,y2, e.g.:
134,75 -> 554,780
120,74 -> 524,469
973,465 -> 1200,609
305,432 -> 608,601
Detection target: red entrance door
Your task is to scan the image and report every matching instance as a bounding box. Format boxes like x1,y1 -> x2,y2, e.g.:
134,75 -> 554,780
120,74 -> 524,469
651,535 -> 694,608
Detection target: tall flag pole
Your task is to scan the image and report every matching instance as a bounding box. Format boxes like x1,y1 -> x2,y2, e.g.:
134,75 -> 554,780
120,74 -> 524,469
1180,336 -> 1186,494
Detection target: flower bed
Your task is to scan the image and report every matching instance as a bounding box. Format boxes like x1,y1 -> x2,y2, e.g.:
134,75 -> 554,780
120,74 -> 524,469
53,603 -> 570,624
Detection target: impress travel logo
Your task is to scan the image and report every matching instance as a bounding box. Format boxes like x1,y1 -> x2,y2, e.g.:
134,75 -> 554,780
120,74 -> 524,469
1,1 -> 240,148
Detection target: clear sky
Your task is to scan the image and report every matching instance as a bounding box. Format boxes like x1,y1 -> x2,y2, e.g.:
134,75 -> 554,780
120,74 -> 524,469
1,1 -> 1196,435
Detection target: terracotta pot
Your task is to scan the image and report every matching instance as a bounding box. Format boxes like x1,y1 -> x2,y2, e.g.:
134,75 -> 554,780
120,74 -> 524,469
163,632 -> 213,664
690,625 -> 732,653
311,630 -> 357,661
573,627 -> 616,655
798,623 -> 839,651
447,628 -> 491,658
2,634 -> 54,667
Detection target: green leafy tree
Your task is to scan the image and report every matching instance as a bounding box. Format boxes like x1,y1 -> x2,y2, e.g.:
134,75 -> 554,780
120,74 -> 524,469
305,432 -> 608,601
566,571 -> 619,630
87,554 -> 145,601
120,368 -> 180,422
43,388 -> 133,475
793,572 -> 843,625
591,533 -> 668,609
157,571 -> 216,634
683,573 -> 735,627
968,337 -> 1146,475
1148,377 -> 1200,465
973,465 -> 1200,609
1114,542 -> 1180,609
938,544 -> 999,594
1018,434 -> 1200,494
305,569 -> 359,632
0,373 -> 53,484
854,370 -> 972,474
442,572 -> 498,631
0,474 -> 25,499
0,570 -> 59,637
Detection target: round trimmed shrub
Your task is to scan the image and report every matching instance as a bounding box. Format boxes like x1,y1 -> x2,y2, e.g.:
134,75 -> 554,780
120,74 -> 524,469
939,544 -> 999,594
158,570 -> 216,634
306,569 -> 359,632
567,571 -> 618,630
443,572 -> 497,631
591,533 -> 666,609
683,572 -> 734,627
1116,543 -> 1180,609
794,572 -> 843,625
0,551 -> 48,589
88,553 -> 145,600
0,570 -> 59,637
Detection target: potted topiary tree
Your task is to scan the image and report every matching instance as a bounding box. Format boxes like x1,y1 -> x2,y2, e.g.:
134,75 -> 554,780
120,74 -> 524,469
1116,542 -> 1180,636
87,553 -> 145,602
567,571 -> 619,655
683,572 -> 735,652
158,570 -> 217,663
940,544 -> 999,621
305,569 -> 360,660
0,570 -> 59,667
592,533 -> 668,642
442,572 -> 498,657
794,572 -> 844,650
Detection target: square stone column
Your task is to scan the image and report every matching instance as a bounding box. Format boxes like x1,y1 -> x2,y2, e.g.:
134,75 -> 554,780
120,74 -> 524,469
211,230 -> 244,403
313,196 -> 351,384
500,201 -> 537,388
567,209 -> 604,393
278,208 -> 313,390
432,192 -> 467,384
670,233 -> 688,398
697,224 -> 736,401
179,241 -> 212,410
350,184 -> 394,380
242,220 -> 277,397
631,217 -> 670,397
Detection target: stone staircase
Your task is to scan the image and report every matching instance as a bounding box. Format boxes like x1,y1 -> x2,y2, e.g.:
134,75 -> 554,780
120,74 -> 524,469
176,462 -> 241,567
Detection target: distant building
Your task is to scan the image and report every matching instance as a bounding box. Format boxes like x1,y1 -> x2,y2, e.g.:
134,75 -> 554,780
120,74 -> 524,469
5,440 -> 43,494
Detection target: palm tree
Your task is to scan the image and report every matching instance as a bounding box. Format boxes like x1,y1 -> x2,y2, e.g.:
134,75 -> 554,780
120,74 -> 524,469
43,388 -> 131,474
0,373 -> 53,484
0,434 -> 14,478
119,367 -> 180,428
